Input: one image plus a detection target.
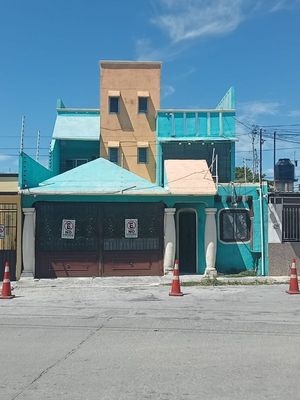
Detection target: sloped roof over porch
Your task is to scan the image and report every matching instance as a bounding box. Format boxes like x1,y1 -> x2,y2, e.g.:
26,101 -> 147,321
21,158 -> 167,195
164,160 -> 217,195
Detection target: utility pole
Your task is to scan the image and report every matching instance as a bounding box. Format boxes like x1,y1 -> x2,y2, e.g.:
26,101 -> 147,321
273,131 -> 276,192
243,158 -> 252,183
36,130 -> 40,161
19,116 -> 25,154
259,127 -> 265,276
254,149 -> 259,182
251,126 -> 258,182
259,128 -> 264,185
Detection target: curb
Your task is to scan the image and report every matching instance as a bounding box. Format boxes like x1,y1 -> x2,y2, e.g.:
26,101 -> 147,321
10,275 -> 291,289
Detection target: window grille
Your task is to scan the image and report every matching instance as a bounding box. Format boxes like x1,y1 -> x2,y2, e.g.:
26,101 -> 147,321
220,209 -> 251,243
282,205 -> 300,242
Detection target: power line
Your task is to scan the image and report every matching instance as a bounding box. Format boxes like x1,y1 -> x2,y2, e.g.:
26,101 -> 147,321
261,123 -> 300,127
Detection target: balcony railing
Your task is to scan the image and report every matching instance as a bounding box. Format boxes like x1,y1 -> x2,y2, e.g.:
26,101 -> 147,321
157,110 -> 235,139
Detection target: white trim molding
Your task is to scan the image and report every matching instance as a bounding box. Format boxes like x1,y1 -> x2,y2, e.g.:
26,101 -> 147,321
163,208 -> 176,273
204,208 -> 217,277
22,208 -> 36,278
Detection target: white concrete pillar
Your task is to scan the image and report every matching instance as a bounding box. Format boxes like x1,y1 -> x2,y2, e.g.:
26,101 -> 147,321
163,208 -> 176,274
204,208 -> 217,277
22,208 -> 36,277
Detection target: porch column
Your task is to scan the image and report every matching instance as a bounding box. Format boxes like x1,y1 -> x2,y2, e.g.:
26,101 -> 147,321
204,208 -> 217,277
22,208 -> 36,277
163,208 -> 176,274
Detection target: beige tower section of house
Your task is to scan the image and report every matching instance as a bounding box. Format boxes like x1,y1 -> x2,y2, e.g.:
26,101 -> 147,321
100,61 -> 161,182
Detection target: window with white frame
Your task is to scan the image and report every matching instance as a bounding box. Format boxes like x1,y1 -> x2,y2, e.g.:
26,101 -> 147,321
219,209 -> 251,243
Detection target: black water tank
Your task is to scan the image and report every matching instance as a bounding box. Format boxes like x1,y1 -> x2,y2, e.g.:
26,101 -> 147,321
275,158 -> 295,182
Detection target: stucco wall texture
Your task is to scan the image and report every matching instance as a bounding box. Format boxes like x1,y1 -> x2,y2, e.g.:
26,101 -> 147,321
100,61 -> 161,183
269,243 -> 300,276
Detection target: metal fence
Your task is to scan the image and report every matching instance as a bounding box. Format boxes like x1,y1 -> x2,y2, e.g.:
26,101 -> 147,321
282,205 -> 300,242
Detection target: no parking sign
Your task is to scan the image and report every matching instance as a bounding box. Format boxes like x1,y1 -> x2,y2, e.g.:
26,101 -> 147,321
61,219 -> 76,239
125,219 -> 138,238
0,224 -> 5,239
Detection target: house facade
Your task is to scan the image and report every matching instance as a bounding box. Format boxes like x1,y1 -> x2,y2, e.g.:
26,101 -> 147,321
0,174 -> 22,280
268,192 -> 300,275
19,60 -> 268,279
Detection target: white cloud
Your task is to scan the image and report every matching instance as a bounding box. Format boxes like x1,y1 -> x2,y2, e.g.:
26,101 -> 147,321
152,0 -> 244,43
135,0 -> 300,61
0,154 -> 14,162
269,0 -> 300,12
135,38 -> 183,61
239,100 -> 280,121
161,84 -> 175,98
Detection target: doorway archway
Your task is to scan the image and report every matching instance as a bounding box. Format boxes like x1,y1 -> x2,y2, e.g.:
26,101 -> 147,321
176,209 -> 197,274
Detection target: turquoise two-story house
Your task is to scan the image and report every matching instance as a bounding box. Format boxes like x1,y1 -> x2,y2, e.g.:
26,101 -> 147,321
19,61 -> 268,279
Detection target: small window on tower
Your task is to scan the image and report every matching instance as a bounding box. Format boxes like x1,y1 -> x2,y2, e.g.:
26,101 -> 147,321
109,97 -> 119,113
138,148 -> 148,164
138,97 -> 148,113
109,148 -> 119,164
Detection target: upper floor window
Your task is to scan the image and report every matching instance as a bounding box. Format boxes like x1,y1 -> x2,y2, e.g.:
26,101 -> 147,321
137,147 -> 148,164
109,96 -> 119,113
138,97 -> 148,113
109,147 -> 119,164
64,159 -> 88,172
219,209 -> 251,243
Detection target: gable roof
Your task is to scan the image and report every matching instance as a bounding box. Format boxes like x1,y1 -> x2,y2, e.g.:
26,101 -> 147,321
23,158 -> 167,195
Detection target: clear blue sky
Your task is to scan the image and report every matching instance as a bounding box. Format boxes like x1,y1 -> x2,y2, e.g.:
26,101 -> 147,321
1,0 -> 300,178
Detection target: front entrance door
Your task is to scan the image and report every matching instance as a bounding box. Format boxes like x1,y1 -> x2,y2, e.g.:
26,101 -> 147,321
178,210 -> 197,274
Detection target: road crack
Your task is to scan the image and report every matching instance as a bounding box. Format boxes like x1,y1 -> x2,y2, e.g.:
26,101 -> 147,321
10,316 -> 112,400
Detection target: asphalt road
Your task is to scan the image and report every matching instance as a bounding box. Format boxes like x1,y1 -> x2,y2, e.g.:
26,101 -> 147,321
1,280 -> 300,400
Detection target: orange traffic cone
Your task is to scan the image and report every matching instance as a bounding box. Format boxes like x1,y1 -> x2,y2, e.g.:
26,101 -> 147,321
0,261 -> 15,299
287,259 -> 300,295
169,259 -> 183,296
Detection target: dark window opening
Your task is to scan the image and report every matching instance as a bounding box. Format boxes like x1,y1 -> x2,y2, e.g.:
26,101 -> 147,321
109,148 -> 119,164
138,147 -> 148,164
64,159 -> 89,171
138,97 -> 148,113
283,205 -> 300,242
220,209 -> 250,242
109,97 -> 119,113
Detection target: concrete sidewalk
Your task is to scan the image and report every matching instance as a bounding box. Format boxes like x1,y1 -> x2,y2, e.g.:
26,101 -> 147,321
12,274 -> 291,289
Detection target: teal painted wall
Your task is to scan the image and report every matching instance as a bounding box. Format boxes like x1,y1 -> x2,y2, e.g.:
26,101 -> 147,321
157,110 -> 235,139
230,142 -> 235,180
59,140 -> 99,172
19,152 -> 54,189
159,141 -> 234,184
49,139 -> 60,174
49,139 -> 99,174
216,183 -> 268,275
223,112 -> 235,137
22,182 -> 268,276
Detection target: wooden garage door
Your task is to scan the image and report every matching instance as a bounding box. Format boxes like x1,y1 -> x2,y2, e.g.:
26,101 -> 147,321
102,203 -> 164,276
35,202 -> 99,278
35,201 -> 164,278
